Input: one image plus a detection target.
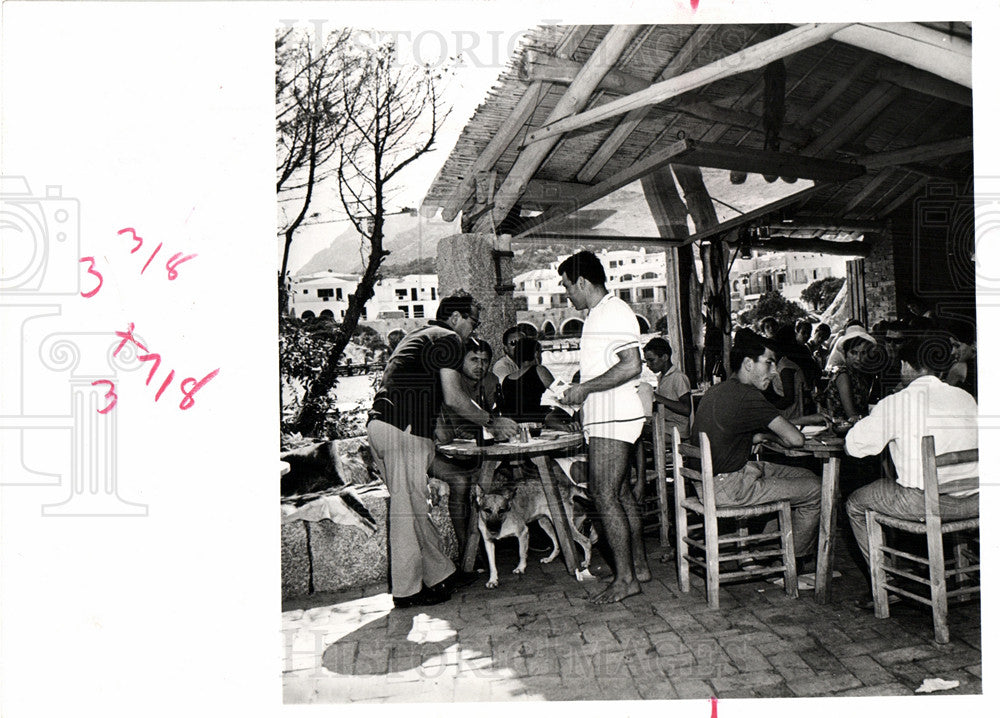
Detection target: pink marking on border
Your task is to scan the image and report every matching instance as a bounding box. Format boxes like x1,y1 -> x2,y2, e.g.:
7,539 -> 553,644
711,696 -> 718,718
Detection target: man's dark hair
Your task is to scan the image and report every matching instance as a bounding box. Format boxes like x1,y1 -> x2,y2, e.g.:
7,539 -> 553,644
795,319 -> 813,334
899,331 -> 954,374
730,328 -> 771,373
945,318 -> 976,347
464,336 -> 493,361
512,337 -> 541,365
814,323 -> 831,339
884,320 -> 909,333
759,317 -> 778,334
557,251 -> 606,286
644,337 -> 672,357
841,336 -> 872,357
435,292 -> 479,322
502,326 -> 524,344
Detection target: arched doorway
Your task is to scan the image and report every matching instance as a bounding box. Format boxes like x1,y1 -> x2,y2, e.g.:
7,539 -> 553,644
561,318 -> 584,337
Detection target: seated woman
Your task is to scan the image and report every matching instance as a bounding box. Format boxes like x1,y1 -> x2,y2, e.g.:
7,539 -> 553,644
498,337 -> 554,422
822,326 -> 877,426
767,325 -> 820,423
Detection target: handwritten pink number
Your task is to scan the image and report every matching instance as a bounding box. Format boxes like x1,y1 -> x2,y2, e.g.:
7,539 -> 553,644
710,696 -> 717,718
118,227 -> 143,254
165,251 -> 198,280
79,257 -> 104,298
141,242 -> 163,275
91,380 -> 118,414
155,369 -> 176,401
138,352 -> 162,385
179,368 -> 219,410
113,322 -> 149,357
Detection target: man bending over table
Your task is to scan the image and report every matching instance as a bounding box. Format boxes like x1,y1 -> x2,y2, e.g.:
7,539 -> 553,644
691,328 -> 822,568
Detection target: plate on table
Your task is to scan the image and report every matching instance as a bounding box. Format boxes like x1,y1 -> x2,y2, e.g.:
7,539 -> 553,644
800,425 -> 826,437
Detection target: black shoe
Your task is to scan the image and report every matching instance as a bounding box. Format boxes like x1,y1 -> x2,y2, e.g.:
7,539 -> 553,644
445,570 -> 479,591
392,584 -> 451,609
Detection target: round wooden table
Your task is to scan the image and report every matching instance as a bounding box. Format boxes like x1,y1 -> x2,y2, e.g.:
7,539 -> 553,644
437,429 -> 585,575
760,432 -> 846,603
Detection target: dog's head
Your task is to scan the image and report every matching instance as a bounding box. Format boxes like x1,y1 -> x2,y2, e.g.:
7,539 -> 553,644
472,484 -> 516,535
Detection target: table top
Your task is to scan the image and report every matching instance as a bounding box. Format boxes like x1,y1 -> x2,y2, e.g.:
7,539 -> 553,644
761,432 -> 845,458
437,430 -> 584,458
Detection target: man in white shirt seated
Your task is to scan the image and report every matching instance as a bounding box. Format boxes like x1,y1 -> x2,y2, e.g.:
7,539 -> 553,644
844,333 -> 978,603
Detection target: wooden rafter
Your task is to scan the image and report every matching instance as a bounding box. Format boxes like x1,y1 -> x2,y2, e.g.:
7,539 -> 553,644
436,26 -> 591,222
744,237 -> 871,257
523,24 -> 852,147
576,25 -> 717,183
681,184 -> 827,245
472,25 -> 643,234
826,23 -> 972,88
675,140 -> 865,183
513,139 -> 692,238
802,82 -> 902,155
876,66 -> 972,107
858,137 -> 972,170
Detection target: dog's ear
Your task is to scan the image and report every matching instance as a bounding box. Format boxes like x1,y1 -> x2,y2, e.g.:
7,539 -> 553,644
472,484 -> 484,507
500,485 -> 516,501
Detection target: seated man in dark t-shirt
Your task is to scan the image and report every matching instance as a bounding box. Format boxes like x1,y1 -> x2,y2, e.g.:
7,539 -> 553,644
691,329 -> 822,563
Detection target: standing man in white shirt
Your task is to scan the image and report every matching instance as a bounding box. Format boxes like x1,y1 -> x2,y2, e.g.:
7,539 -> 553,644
559,251 -> 649,604
844,333 -> 978,603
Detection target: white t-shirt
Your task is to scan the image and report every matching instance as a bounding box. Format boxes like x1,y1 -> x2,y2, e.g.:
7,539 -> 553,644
579,293 -> 644,438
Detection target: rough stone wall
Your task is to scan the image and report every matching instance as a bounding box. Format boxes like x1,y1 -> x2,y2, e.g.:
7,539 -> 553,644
437,233 -> 517,361
862,229 -> 897,326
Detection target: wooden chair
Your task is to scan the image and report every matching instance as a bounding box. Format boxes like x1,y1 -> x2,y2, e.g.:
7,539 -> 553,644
865,436 -> 980,643
672,428 -> 798,609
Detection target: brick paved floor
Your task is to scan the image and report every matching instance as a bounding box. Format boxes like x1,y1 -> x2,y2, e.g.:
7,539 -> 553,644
282,532 -> 981,703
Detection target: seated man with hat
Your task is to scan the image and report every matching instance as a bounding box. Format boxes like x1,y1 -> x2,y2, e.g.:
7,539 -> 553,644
691,328 -> 822,566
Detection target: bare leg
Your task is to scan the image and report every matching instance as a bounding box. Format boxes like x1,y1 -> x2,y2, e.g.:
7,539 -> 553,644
588,437 -> 642,604
619,479 -> 651,582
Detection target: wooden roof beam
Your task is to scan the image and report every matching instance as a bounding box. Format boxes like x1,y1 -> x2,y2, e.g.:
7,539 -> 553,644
876,66 -> 972,107
802,82 -> 903,156
575,25 -> 717,183
676,140 -> 866,183
513,138 -> 692,238
826,23 -> 971,88
472,25 -> 643,234
517,178 -> 591,210
435,26 -> 591,222
681,184 -> 827,245
524,23 -> 852,147
520,50 -> 651,96
744,237 -> 871,257
858,137 -> 972,170
641,168 -> 691,240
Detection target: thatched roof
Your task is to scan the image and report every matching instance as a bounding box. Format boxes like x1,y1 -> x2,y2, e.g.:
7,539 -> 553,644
421,23 -> 972,249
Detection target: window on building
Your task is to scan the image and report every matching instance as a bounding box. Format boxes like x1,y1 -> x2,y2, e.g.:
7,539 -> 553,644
302,289 -> 309,295
639,287 -> 654,300
395,289 -> 407,300
537,296 -> 544,304
431,287 -> 436,299
631,258 -> 636,264
621,274 -> 633,281
619,289 -> 632,302
397,305 -> 409,318
318,288 -> 334,298
336,287 -> 343,300
641,272 -> 657,280
411,288 -> 418,301
413,304 -> 424,318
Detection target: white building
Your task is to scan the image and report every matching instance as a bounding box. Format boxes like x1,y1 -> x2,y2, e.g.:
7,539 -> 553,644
514,247 -> 668,308
730,251 -> 846,312
288,271 -> 440,322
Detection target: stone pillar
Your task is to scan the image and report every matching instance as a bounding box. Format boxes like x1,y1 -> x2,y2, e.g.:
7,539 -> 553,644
437,232 -> 516,361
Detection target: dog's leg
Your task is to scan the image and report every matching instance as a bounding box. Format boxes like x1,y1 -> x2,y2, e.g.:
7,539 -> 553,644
512,526 -> 529,575
536,516 -> 561,564
480,523 -> 500,589
569,520 -> 593,569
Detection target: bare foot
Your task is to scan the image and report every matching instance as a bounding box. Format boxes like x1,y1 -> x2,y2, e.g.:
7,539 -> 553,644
590,579 -> 641,604
634,561 -> 652,583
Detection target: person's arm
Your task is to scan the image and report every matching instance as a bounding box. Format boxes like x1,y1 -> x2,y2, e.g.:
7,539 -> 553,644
441,368 -> 517,439
766,368 -> 796,410
562,346 -> 642,405
655,390 -> 691,416
844,399 -> 893,458
754,415 -> 805,448
536,364 -> 555,389
834,371 -> 862,420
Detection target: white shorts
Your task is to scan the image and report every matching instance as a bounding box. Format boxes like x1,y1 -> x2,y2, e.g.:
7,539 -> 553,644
582,388 -> 645,443
582,416 -> 644,443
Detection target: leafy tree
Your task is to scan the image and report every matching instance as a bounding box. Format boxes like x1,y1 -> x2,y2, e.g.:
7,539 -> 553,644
800,276 -> 845,311
737,291 -> 809,328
